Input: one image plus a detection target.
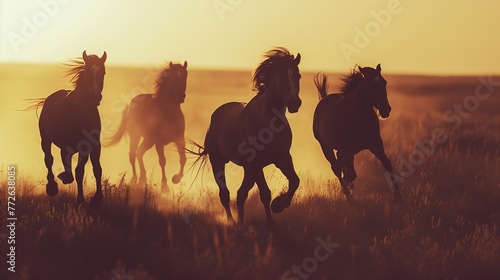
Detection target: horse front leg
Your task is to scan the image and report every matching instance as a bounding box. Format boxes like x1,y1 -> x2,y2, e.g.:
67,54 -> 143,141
89,145 -> 103,208
172,139 -> 186,184
370,140 -> 402,203
75,153 -> 89,204
271,153 -> 300,214
136,138 -> 154,185
155,144 -> 168,192
41,136 -> 58,196
58,147 -> 75,184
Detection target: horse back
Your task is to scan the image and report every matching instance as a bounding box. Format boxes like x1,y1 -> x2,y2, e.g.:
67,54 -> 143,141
313,94 -> 343,142
204,102 -> 245,154
313,93 -> 381,152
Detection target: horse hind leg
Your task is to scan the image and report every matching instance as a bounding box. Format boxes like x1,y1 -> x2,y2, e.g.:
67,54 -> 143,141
337,150 -> 356,201
236,168 -> 256,226
211,157 -> 235,224
41,136 -> 58,196
320,144 -> 352,200
172,139 -> 186,184
129,133 -> 140,183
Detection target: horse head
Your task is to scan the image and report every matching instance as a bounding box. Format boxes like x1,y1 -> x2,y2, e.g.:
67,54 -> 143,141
158,61 -> 188,104
359,64 -> 391,118
82,50 -> 107,106
278,53 -> 302,113
253,48 -> 302,113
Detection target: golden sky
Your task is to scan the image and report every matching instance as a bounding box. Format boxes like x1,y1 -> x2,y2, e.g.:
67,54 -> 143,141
0,0 -> 499,75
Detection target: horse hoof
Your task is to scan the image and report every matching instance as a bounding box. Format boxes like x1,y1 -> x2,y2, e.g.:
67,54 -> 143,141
131,176 -> 137,184
89,194 -> 103,209
172,174 -> 182,184
76,197 -> 85,206
46,181 -> 58,196
271,195 -> 290,213
161,183 -> 169,193
393,191 -> 403,204
57,172 -> 74,184
139,176 -> 147,185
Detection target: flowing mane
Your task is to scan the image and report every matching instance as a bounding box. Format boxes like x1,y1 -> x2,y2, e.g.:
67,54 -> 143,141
64,58 -> 87,89
155,64 -> 172,96
339,67 -> 363,95
252,47 -> 297,94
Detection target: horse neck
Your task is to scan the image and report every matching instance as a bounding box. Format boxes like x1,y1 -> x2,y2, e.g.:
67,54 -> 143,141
156,94 -> 182,112
70,85 -> 97,111
347,81 -> 373,111
253,88 -> 285,117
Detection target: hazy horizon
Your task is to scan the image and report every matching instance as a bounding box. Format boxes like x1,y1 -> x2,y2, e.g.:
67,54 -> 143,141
1,1 -> 499,75
2,62 -> 498,78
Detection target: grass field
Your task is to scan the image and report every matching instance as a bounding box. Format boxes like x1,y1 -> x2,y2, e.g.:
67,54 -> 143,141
0,72 -> 499,280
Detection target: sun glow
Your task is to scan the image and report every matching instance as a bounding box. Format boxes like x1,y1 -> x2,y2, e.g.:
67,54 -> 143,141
0,0 -> 499,74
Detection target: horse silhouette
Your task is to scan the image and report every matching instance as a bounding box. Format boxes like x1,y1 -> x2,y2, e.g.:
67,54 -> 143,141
105,61 -> 188,191
190,48 -> 302,227
26,51 -> 107,206
313,64 -> 402,202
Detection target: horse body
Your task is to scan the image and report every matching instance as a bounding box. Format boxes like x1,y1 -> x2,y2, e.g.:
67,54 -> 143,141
33,51 -> 107,205
314,91 -> 381,152
205,95 -> 292,167
313,64 -> 402,201
127,94 -> 185,145
41,90 -> 101,148
105,61 -> 188,190
196,48 -> 302,227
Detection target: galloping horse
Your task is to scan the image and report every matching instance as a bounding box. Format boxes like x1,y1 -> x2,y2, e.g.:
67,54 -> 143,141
105,61 -> 188,191
28,51 -> 107,205
313,64 -> 402,202
191,48 -> 302,226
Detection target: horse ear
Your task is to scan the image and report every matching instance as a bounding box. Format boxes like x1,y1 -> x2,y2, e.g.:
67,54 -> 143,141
294,53 -> 301,65
82,50 -> 88,62
376,63 -> 381,72
101,51 -> 107,63
358,65 -> 365,76
183,61 -> 188,69
169,62 -> 173,67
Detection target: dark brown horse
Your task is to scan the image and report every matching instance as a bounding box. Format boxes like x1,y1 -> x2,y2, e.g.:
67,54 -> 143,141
313,64 -> 402,202
190,48 -> 302,226
105,61 -> 188,191
27,51 -> 107,205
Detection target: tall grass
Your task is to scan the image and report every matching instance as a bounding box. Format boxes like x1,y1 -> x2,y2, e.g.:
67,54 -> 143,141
1,76 -> 499,280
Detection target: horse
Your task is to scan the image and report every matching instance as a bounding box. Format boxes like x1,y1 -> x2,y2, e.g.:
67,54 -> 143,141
26,51 -> 107,206
190,48 -> 302,227
105,61 -> 188,191
313,64 -> 402,202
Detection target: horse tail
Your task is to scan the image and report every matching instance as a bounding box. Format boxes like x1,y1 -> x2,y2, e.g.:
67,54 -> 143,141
184,138 -> 209,181
314,73 -> 329,100
103,106 -> 129,147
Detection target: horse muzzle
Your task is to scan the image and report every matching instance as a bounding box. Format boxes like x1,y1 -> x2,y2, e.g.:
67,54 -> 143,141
91,93 -> 103,106
287,99 -> 302,113
379,106 -> 391,119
